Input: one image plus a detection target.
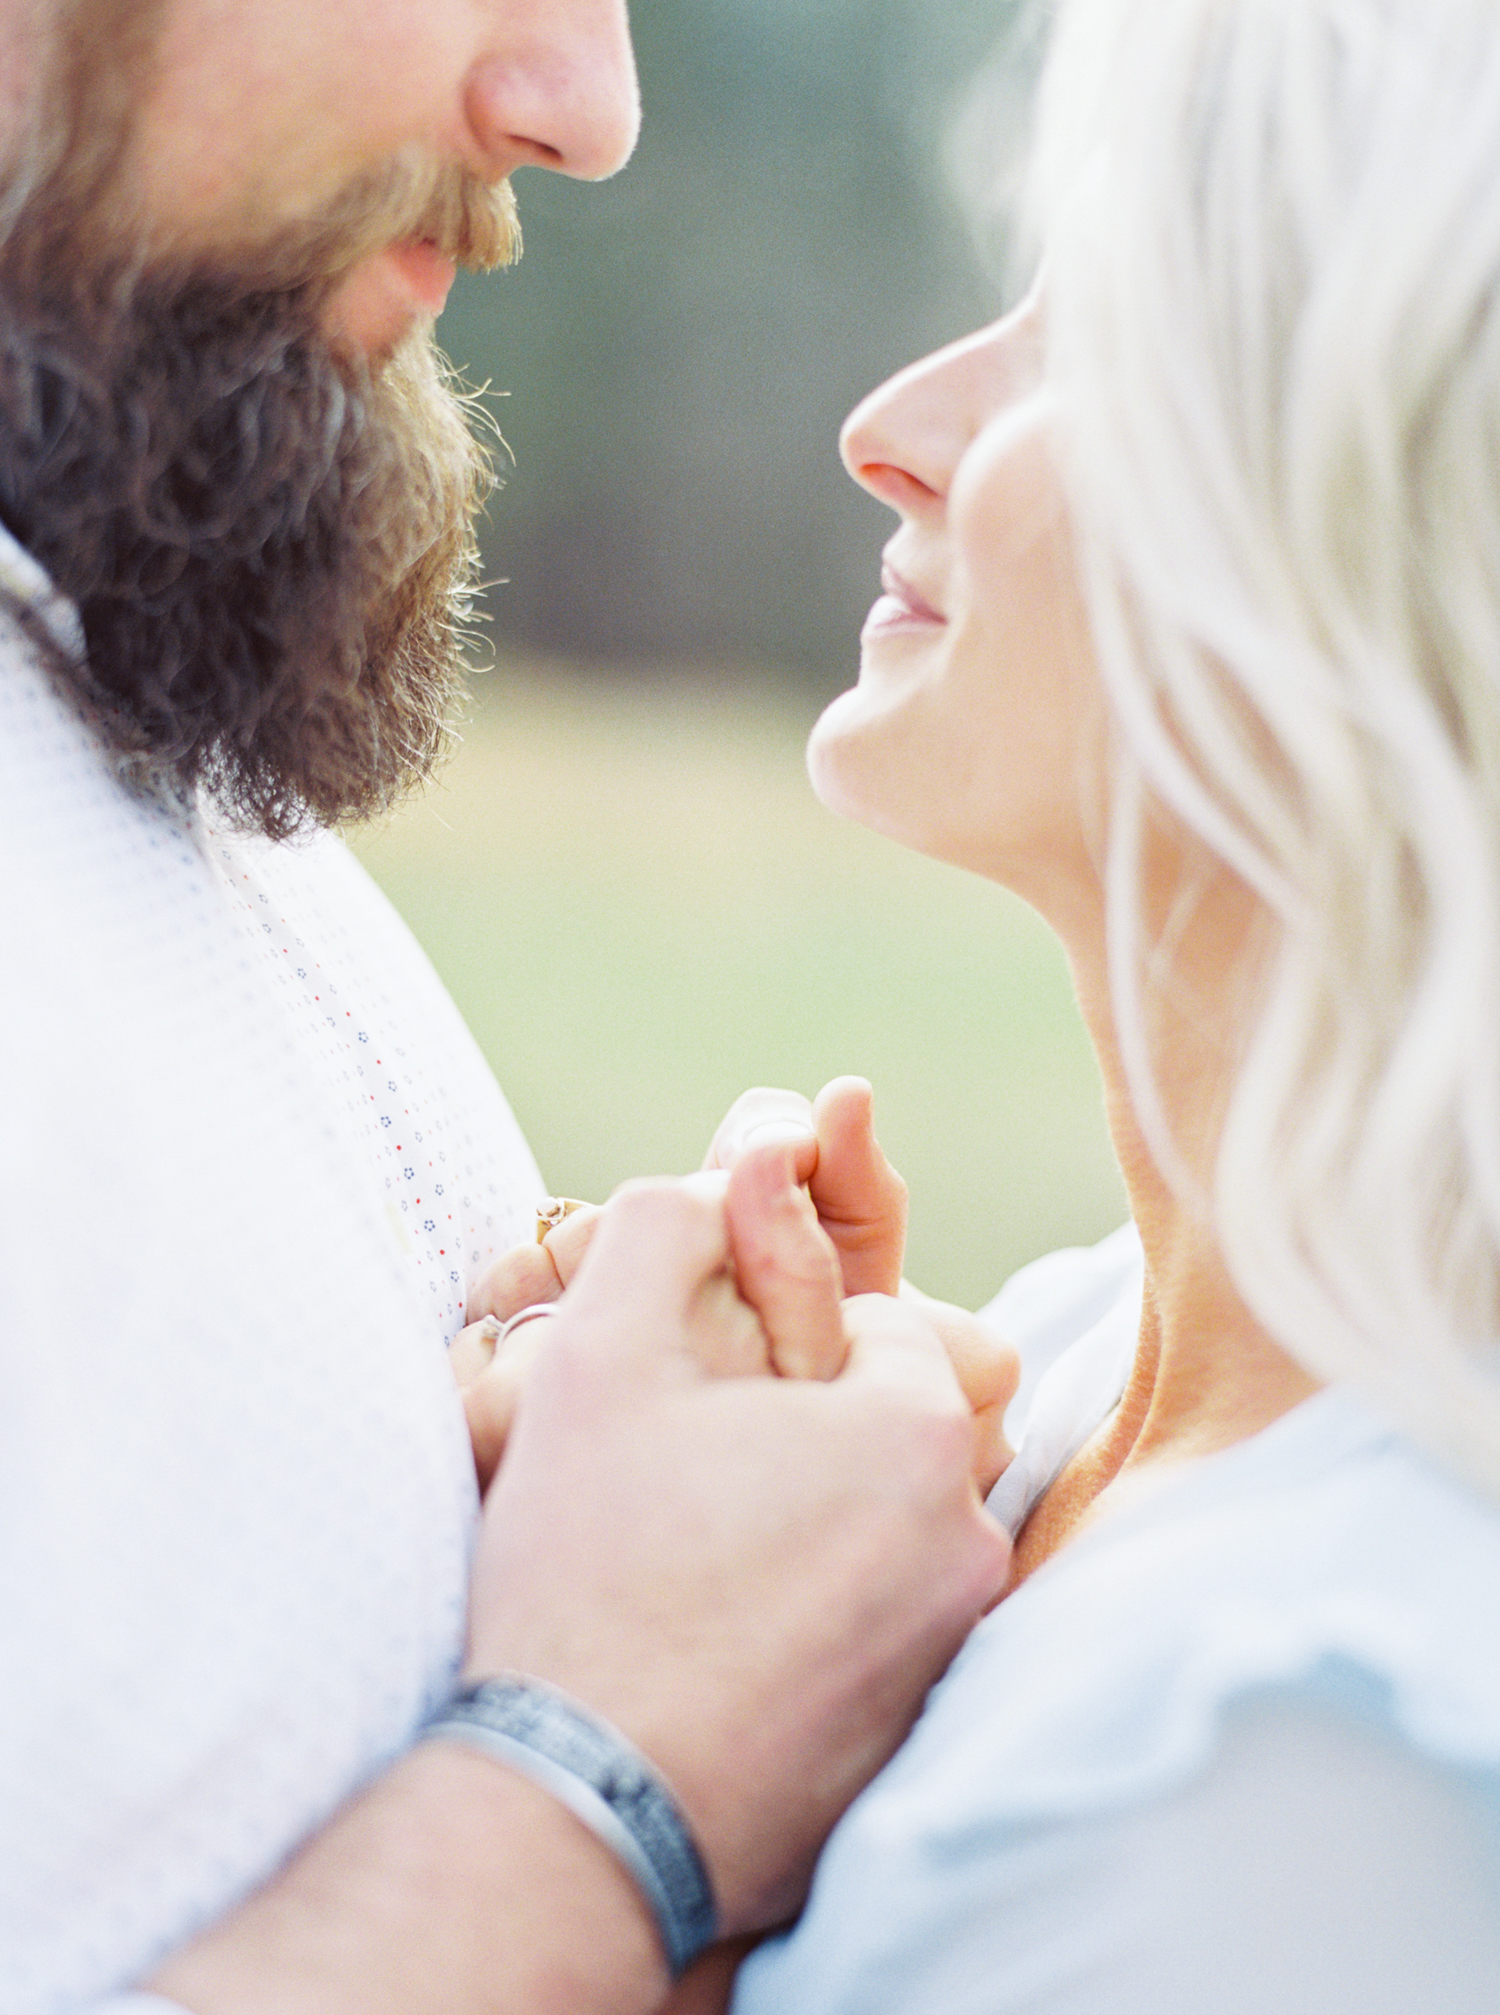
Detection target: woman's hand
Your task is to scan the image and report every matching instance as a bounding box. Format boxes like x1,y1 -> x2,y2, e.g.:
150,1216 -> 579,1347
708,1078 -> 1019,1494
451,1302 -> 570,1496
454,1210 -> 603,1489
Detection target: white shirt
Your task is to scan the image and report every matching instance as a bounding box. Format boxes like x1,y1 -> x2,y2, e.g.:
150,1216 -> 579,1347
735,1229 -> 1500,2014
0,530 -> 543,2012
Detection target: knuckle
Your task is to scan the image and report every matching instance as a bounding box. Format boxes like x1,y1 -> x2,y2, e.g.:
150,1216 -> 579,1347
525,1319 -> 611,1409
608,1176 -> 714,1234
962,1521 -> 1015,1606
788,1244 -> 844,1304
742,1217 -> 840,1295
467,1245 -> 551,1322
922,1522 -> 1012,1633
882,1390 -> 977,1490
464,1365 -> 519,1437
542,1203 -> 600,1265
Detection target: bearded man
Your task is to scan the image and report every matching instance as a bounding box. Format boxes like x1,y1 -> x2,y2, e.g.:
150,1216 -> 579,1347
0,4 -> 1011,2012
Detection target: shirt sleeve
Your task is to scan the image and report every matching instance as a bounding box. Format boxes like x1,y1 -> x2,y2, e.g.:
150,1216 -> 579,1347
746,1694 -> 1500,2015
1063,1695 -> 1500,2015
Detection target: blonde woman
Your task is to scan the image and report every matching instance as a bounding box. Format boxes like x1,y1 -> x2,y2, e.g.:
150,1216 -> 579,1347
712,0 -> 1500,2006
462,1 -> 1500,2006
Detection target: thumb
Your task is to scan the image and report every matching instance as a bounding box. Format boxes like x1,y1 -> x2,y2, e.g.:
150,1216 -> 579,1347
809,1078 -> 908,1297
726,1141 -> 846,1380
703,1086 -> 819,1186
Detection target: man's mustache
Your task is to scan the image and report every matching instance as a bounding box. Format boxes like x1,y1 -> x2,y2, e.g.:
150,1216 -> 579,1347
363,152 -> 521,271
306,150 -> 522,281
170,151 -> 524,302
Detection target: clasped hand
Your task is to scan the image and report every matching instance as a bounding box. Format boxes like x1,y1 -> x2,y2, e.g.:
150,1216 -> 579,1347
455,1075 -> 1018,1496
448,1077 -> 1018,1941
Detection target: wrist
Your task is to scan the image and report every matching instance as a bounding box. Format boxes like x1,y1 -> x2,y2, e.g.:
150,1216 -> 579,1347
422,1677 -> 718,1978
401,1743 -> 674,2008
149,1742 -> 670,2015
461,1650 -> 749,1934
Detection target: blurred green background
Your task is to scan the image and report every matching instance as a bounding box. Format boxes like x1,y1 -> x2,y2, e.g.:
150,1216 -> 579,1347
352,0 -> 1128,1309
442,0 -> 1043,672
353,670 -> 1126,1310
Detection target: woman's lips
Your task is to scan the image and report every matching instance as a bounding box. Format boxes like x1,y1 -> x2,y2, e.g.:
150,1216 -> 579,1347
862,561 -> 946,640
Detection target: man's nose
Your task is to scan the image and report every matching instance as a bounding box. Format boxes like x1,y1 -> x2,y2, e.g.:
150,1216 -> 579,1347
465,1 -> 641,182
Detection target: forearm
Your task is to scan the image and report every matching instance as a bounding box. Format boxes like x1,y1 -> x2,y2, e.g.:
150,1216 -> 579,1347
145,1174 -> 1008,2015
149,1743 -> 670,2015
658,1937 -> 756,2015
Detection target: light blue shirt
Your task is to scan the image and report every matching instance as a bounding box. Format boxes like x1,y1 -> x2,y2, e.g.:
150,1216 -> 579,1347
735,1230 -> 1500,2014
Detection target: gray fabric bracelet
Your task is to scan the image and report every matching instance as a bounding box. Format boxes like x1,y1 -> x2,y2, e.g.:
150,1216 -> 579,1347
421,1675 -> 719,1977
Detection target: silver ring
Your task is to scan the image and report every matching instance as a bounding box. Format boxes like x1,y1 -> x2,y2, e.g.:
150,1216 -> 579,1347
497,1302 -> 562,1345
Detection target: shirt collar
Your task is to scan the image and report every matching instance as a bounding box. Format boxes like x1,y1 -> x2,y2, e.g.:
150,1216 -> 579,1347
0,520 -> 86,660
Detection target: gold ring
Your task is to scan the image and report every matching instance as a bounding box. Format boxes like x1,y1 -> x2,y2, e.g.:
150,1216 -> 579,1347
536,1196 -> 590,1244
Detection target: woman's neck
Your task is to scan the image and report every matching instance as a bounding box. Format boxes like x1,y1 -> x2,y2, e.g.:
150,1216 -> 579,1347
1010,870 -> 1320,1582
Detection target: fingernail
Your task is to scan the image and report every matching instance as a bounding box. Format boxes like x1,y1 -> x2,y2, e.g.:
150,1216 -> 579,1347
738,1118 -> 817,1154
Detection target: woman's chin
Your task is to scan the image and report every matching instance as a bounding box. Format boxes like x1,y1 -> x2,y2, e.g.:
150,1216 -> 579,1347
806,682 -> 923,843
806,684 -> 876,819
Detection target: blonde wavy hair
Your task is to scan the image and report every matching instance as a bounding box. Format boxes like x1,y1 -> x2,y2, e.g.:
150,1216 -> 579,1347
1029,0 -> 1500,1490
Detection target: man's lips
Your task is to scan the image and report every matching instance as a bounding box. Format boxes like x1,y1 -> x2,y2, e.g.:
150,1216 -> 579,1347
862,560 -> 946,639
384,238 -> 458,317
323,239 -> 459,356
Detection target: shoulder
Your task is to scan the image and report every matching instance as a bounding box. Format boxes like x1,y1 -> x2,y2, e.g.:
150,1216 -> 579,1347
734,1389 -> 1500,2013
741,1686 -> 1500,2015
918,1393 -> 1500,1821
0,588 -> 207,976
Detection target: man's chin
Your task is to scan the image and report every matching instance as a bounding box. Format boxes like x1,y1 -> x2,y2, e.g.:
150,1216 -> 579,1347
0,10 -> 496,834
0,258 -> 489,839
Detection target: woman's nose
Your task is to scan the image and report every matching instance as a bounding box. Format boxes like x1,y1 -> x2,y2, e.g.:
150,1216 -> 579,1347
840,304 -> 1038,518
840,355 -> 964,517
466,0 -> 641,182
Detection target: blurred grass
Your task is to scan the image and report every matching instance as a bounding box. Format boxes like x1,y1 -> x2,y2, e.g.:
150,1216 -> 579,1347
351,663 -> 1127,1310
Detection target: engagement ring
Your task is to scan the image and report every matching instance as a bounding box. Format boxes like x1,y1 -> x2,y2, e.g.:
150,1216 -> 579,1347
536,1196 -> 590,1243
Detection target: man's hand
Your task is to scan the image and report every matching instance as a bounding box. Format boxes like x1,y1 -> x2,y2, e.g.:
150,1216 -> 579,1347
455,1091 -> 861,1479
464,1156 -> 1012,1934
455,1152 -> 846,1485
152,1151 -> 1008,2013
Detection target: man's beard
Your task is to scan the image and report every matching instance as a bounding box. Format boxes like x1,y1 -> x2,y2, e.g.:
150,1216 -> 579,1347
0,91 -> 520,839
